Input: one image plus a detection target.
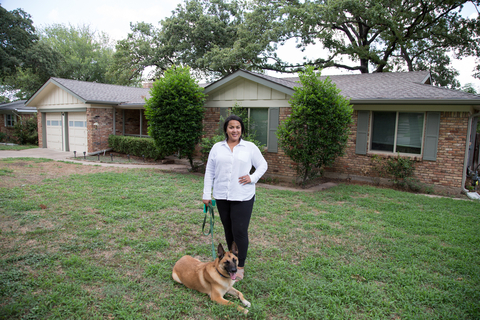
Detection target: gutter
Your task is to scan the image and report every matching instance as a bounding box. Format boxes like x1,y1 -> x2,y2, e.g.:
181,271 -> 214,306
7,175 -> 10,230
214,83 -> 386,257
461,111 -> 480,199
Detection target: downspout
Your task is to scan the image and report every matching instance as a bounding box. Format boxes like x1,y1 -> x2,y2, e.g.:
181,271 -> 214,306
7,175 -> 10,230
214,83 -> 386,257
462,111 -> 480,195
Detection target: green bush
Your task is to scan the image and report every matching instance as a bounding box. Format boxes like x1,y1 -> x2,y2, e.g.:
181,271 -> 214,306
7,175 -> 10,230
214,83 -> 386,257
108,135 -> 165,160
385,155 -> 416,186
12,116 -> 38,145
0,132 -> 6,142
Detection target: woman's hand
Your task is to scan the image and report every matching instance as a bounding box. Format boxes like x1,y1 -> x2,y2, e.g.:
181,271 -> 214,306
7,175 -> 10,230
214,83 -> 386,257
203,199 -> 212,206
238,175 -> 251,185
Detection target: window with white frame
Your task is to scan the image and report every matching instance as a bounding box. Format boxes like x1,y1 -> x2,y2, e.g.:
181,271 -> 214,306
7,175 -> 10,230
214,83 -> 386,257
5,114 -> 16,127
370,111 -> 425,155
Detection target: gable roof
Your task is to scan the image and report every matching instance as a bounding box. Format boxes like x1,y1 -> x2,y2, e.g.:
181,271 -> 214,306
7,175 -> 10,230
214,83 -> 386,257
26,78 -> 150,107
0,100 -> 36,114
205,69 -> 480,105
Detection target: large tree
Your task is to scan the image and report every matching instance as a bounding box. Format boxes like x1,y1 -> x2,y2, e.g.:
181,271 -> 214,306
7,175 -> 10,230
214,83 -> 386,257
0,6 -> 37,82
256,0 -> 480,88
109,0 -> 282,84
3,23 -> 116,99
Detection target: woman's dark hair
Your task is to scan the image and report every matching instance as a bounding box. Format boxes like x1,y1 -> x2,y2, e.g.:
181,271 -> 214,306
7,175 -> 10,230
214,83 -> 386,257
223,114 -> 245,141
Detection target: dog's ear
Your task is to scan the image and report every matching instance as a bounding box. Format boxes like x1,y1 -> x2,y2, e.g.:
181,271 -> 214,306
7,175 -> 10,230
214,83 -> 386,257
231,242 -> 239,257
217,243 -> 225,259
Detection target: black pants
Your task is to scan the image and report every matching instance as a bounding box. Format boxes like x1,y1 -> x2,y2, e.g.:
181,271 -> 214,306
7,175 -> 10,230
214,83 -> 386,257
216,196 -> 255,267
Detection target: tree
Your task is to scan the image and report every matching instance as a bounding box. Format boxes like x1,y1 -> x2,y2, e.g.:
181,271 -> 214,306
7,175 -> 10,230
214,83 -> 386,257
2,23 -> 117,99
0,6 -> 37,81
144,65 -> 206,169
256,0 -> 479,89
110,0 -> 282,84
277,66 -> 353,185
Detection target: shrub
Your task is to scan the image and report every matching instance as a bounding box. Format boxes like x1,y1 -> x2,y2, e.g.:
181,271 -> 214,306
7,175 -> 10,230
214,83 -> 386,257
385,155 -> 416,186
108,135 -> 165,160
277,66 -> 353,186
0,132 -> 6,142
12,116 -> 38,145
144,65 -> 206,169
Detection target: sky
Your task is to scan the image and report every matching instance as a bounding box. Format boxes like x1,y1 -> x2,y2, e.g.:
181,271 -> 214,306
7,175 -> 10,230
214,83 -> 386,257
2,0 -> 479,91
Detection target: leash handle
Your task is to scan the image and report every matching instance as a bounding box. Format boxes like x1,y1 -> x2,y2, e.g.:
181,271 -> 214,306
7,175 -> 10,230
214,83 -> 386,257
202,200 -> 216,260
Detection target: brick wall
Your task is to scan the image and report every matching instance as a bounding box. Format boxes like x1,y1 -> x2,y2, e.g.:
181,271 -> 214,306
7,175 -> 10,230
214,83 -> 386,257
0,113 -> 35,144
37,113 -> 43,147
87,108 -> 114,152
325,111 -> 469,191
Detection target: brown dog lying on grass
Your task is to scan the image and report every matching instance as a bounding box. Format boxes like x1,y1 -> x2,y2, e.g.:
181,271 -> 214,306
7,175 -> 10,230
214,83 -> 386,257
172,242 -> 251,314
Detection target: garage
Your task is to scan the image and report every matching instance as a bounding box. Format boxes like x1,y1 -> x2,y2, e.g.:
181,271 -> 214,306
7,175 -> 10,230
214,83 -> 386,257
46,113 -> 63,151
68,112 -> 87,154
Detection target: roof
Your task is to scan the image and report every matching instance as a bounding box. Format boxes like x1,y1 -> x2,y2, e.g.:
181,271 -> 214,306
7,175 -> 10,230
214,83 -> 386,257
27,78 -> 151,107
206,69 -> 480,105
27,71 -> 480,109
0,100 -> 36,114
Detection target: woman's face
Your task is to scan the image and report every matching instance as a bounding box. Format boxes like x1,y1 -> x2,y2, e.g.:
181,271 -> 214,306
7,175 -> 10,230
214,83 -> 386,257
226,120 -> 242,143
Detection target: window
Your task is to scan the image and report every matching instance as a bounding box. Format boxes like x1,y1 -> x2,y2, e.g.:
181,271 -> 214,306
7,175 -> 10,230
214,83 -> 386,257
249,108 -> 268,146
371,111 -> 424,155
69,121 -> 86,127
5,114 -> 16,127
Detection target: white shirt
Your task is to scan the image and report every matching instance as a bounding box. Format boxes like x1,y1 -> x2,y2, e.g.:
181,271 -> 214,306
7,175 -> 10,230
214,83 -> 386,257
203,139 -> 268,201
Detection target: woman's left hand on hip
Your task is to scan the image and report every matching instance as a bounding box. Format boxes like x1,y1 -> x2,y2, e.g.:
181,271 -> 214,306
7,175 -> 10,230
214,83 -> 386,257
239,175 -> 251,185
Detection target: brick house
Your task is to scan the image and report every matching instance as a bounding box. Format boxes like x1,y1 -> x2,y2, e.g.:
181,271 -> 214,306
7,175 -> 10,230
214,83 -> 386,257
26,71 -> 480,193
0,100 -> 37,143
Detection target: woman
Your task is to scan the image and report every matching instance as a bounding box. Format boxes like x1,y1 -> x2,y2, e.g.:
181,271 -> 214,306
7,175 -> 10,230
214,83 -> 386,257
203,114 -> 268,280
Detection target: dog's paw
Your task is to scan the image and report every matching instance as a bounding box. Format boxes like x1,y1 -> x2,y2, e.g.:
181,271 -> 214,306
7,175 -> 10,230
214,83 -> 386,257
242,299 -> 251,308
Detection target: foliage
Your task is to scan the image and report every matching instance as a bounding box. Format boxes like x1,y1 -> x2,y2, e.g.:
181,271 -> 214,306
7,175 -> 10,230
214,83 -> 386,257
2,23 -> 116,99
384,155 -> 416,186
12,116 -> 38,145
0,132 -> 6,142
144,65 -> 206,169
253,0 -> 479,88
107,135 -> 165,160
0,6 -> 37,81
109,0 -> 281,83
277,66 -> 353,185
461,83 -> 478,94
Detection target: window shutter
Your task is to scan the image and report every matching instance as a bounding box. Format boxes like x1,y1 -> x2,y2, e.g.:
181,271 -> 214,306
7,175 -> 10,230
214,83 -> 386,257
355,110 -> 369,155
268,107 -> 279,153
423,112 -> 440,161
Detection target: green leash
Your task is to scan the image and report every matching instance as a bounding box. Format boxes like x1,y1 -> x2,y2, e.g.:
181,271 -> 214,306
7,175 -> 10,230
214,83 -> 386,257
202,199 -> 217,260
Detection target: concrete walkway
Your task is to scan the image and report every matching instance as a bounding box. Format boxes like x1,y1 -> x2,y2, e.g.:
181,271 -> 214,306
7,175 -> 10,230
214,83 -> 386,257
0,147 -> 190,171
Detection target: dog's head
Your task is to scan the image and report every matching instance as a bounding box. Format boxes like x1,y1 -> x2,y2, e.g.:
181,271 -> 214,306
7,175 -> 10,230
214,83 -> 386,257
217,242 -> 239,280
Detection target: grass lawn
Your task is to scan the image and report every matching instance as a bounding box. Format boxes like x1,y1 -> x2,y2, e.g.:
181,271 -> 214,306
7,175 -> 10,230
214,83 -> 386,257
0,144 -> 38,151
0,159 -> 479,319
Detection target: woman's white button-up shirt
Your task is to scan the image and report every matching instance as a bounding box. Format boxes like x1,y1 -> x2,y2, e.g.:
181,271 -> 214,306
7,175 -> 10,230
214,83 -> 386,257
203,139 -> 268,201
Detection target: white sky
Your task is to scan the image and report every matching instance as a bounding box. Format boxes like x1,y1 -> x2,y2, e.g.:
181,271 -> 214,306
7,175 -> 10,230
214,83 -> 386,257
2,0 -> 479,91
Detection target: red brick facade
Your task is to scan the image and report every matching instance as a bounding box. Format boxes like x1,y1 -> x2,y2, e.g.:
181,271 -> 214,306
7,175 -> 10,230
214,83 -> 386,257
325,111 -> 469,193
87,108 -> 114,152
0,114 -> 35,143
204,107 -> 470,192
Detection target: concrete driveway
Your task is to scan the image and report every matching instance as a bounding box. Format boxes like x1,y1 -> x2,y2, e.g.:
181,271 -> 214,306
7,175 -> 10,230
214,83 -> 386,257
0,147 -> 189,170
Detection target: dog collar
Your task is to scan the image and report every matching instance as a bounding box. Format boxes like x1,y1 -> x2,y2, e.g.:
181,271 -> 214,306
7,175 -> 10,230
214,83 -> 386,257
216,267 -> 229,279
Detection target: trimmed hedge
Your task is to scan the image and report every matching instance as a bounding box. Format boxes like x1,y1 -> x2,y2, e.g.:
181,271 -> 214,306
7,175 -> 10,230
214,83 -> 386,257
108,135 -> 165,160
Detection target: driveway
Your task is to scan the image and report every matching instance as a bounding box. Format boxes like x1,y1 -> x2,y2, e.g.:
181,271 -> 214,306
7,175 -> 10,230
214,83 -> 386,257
0,147 -> 190,171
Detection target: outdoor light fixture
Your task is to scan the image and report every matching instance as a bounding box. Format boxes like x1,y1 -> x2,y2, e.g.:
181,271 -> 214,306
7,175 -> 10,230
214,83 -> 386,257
74,151 -> 76,158
94,122 -> 99,130
127,154 -> 130,161
110,153 -> 113,161
83,152 -> 86,160
142,155 -> 145,162
97,154 -> 100,161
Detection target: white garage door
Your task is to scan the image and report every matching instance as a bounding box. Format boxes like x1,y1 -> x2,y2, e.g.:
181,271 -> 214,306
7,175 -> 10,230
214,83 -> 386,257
46,113 -> 63,151
68,113 -> 87,154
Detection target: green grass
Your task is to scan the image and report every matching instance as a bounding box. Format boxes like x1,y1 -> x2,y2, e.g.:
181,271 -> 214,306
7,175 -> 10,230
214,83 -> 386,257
0,144 -> 38,151
0,161 -> 479,319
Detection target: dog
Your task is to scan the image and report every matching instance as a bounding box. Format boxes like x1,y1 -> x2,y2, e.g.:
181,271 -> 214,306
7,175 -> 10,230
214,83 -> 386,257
172,242 -> 251,314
